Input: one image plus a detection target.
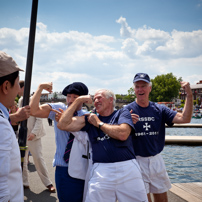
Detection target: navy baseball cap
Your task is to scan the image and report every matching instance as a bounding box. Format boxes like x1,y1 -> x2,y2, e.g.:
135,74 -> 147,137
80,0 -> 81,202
62,82 -> 88,96
133,73 -> 150,83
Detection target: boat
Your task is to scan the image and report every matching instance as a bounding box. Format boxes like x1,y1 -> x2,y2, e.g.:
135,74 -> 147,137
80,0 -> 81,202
192,112 -> 202,119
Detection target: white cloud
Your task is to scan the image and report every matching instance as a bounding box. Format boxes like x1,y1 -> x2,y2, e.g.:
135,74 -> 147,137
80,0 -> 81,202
121,38 -> 139,58
116,17 -> 202,60
136,25 -> 170,42
1,20 -> 202,95
156,30 -> 202,58
116,16 -> 135,38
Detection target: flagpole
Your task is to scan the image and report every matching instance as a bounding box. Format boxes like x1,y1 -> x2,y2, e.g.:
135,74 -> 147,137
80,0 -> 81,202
18,0 -> 39,170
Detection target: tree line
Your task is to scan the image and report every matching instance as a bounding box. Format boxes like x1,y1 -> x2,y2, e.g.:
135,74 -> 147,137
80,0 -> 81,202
116,73 -> 182,103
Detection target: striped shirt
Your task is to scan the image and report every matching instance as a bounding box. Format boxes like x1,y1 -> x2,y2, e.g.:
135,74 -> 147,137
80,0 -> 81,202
48,102 -> 87,167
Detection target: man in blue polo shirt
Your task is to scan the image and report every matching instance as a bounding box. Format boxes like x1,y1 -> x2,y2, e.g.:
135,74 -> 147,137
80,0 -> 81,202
30,82 -> 90,202
125,73 -> 193,202
58,89 -> 148,202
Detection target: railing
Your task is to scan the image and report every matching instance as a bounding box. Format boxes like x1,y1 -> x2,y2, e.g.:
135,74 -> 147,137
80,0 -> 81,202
166,123 -> 202,128
165,123 -> 202,145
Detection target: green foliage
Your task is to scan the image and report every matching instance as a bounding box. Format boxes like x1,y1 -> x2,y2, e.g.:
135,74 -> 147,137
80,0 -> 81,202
149,73 -> 181,102
115,87 -> 136,102
124,94 -> 135,102
128,87 -> 134,96
196,98 -> 199,105
193,100 -> 197,105
115,94 -> 123,100
53,92 -> 58,99
15,95 -> 20,103
180,103 -> 185,108
124,87 -> 136,102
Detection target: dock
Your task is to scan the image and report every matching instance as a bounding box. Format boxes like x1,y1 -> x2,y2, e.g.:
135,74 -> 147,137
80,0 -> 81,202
166,123 -> 202,128
170,182 -> 202,202
165,123 -> 202,145
165,136 -> 202,145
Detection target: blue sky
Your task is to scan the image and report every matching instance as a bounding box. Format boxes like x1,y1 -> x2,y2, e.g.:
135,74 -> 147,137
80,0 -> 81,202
1,0 -> 202,94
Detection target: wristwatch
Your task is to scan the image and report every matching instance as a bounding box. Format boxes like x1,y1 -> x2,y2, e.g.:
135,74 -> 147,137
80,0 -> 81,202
99,122 -> 105,129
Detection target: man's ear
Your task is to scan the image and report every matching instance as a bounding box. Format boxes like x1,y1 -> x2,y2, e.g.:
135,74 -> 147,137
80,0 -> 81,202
2,80 -> 10,95
149,86 -> 152,93
109,96 -> 113,104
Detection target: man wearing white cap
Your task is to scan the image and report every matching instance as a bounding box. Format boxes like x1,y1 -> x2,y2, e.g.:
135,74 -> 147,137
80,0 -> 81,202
125,73 -> 193,202
0,51 -> 24,202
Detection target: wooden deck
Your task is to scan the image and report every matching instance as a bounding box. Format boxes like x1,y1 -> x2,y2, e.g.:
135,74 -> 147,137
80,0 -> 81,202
165,123 -> 202,145
165,136 -> 202,145
170,182 -> 202,202
166,123 -> 202,128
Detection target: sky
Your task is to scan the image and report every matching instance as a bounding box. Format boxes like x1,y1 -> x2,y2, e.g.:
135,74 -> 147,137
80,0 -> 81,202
1,0 -> 202,95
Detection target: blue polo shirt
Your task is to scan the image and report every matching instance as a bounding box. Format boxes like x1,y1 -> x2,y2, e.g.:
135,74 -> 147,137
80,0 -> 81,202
48,102 -> 87,167
125,101 -> 177,157
82,108 -> 135,163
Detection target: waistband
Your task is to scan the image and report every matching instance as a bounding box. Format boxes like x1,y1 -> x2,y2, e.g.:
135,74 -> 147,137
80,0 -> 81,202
94,158 -> 137,166
136,153 -> 162,162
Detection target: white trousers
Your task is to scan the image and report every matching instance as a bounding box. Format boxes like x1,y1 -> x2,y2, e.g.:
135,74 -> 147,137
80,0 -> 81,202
23,138 -> 52,187
85,159 -> 148,202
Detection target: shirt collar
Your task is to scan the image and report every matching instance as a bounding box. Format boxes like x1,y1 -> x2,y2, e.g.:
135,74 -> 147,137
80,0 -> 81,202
0,102 -> 9,119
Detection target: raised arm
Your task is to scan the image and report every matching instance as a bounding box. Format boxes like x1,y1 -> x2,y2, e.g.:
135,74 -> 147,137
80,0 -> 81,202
30,83 -> 53,118
57,95 -> 92,131
172,81 -> 193,123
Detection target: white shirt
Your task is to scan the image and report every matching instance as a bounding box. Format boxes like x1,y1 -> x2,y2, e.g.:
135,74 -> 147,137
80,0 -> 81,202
0,103 -> 24,202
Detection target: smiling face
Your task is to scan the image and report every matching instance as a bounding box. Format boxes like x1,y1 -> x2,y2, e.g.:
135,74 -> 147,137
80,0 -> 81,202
134,81 -> 151,107
93,90 -> 113,116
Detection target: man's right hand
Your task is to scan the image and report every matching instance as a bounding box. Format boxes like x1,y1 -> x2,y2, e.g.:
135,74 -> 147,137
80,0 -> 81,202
39,82 -> 53,93
130,109 -> 139,124
16,105 -> 31,121
78,95 -> 93,104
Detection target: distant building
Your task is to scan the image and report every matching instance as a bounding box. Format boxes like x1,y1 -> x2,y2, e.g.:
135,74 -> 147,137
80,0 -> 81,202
47,92 -> 66,100
40,92 -> 66,101
158,102 -> 176,110
56,92 -> 66,100
180,80 -> 202,106
40,93 -> 49,100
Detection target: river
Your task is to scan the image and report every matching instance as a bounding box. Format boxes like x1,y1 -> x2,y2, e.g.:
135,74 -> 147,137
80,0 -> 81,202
162,118 -> 202,183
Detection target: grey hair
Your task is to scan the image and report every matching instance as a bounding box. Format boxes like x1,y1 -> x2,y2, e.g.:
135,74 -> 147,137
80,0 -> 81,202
95,89 -> 116,107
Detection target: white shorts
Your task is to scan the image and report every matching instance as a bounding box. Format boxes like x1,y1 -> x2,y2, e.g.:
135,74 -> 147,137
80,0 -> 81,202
85,159 -> 148,202
136,154 -> 171,194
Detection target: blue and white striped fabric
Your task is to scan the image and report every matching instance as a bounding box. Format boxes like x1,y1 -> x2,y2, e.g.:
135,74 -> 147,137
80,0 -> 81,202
48,102 -> 87,167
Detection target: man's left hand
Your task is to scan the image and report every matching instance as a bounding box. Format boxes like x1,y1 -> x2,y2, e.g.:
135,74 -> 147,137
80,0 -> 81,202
27,133 -> 36,141
180,81 -> 192,96
87,113 -> 100,127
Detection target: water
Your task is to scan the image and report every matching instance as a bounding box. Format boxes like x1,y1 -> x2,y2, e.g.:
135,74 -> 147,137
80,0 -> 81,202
161,118 -> 202,183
